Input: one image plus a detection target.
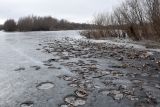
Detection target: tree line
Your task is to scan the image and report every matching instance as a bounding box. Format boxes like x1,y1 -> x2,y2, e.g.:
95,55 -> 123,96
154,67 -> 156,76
83,0 -> 160,41
3,16 -> 92,32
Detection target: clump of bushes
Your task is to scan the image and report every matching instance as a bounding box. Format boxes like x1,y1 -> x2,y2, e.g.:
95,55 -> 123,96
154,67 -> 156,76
4,19 -> 17,32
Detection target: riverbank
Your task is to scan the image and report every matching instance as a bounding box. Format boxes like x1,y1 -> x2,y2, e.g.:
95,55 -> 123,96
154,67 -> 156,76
39,36 -> 160,107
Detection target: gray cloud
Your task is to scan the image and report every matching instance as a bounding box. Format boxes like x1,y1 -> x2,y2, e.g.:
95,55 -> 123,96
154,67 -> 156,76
0,0 -> 123,24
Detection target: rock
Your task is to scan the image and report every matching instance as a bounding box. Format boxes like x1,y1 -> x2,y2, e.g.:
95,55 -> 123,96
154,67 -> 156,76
132,79 -> 143,85
36,82 -> 55,90
151,74 -> 159,78
156,61 -> 160,66
100,90 -> 110,95
89,64 -> 97,70
14,67 -> 25,71
114,93 -> 123,101
43,63 -> 53,66
140,52 -> 153,59
118,57 -> 124,61
126,95 -> 139,101
109,90 -> 124,101
60,104 -> 68,107
78,83 -> 86,89
73,98 -> 86,106
63,75 -> 74,81
110,64 -> 127,69
30,66 -> 41,70
121,64 -> 128,68
141,73 -> 149,77
101,71 -> 110,75
112,72 -> 125,77
48,66 -> 61,69
61,56 -> 69,60
75,89 -> 88,98
68,83 -> 78,88
60,104 -> 73,107
111,90 -> 121,95
64,96 -> 86,106
155,84 -> 160,89
122,90 -> 134,95
20,101 -> 34,107
48,58 -> 59,62
119,85 -> 127,90
36,48 -> 41,50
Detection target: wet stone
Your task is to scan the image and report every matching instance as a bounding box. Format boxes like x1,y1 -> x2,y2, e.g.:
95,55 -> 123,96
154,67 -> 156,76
20,101 -> 34,107
36,82 -> 55,90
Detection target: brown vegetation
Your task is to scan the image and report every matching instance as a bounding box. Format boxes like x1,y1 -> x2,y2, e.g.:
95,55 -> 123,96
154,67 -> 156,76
81,0 -> 160,41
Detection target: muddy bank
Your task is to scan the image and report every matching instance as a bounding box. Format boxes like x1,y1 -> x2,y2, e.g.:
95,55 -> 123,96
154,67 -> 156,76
38,37 -> 160,107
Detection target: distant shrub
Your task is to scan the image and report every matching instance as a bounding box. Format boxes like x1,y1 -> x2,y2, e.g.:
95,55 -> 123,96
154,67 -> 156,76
4,19 -> 17,32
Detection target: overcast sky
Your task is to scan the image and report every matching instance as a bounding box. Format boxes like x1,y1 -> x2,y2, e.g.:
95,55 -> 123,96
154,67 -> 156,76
0,0 -> 123,24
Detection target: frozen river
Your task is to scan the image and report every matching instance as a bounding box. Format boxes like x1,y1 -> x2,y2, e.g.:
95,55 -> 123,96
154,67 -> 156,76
0,31 -> 82,107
